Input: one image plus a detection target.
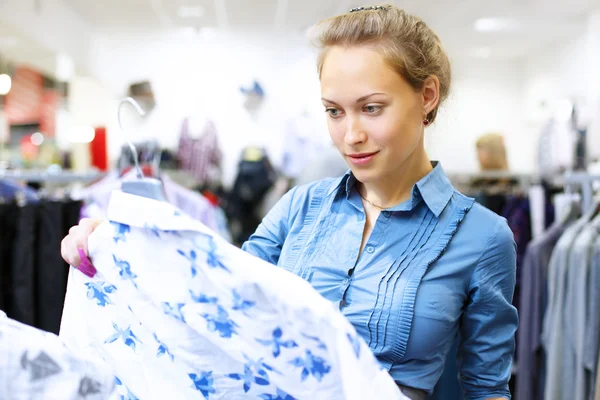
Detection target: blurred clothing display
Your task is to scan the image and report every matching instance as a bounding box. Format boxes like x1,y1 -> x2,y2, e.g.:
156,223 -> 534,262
178,117 -> 222,187
60,190 -> 404,400
76,170 -> 230,241
538,118 -> 577,176
226,146 -> 277,246
0,197 -> 82,334
0,310 -> 116,400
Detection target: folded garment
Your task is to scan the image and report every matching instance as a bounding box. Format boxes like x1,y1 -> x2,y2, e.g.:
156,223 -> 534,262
60,190 -> 403,399
0,310 -> 115,400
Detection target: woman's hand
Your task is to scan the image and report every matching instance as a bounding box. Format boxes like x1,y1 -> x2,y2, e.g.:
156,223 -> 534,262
61,218 -> 104,276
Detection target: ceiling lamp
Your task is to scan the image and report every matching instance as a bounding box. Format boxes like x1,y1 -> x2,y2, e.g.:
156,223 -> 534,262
0,73 -> 11,95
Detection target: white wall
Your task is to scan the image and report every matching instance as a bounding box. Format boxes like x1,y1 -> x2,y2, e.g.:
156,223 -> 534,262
89,29 -> 327,186
521,9 -> 600,166
426,59 -> 527,173
88,27 -> 535,183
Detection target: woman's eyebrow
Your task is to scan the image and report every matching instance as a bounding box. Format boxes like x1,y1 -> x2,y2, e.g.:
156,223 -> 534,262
321,92 -> 386,104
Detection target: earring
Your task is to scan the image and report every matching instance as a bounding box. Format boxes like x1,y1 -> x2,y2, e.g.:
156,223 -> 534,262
423,119 -> 430,126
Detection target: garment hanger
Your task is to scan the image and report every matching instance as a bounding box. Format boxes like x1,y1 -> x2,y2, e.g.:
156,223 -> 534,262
118,97 -> 167,202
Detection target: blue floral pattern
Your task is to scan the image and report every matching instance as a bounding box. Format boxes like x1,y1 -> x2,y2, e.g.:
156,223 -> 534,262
84,281 -> 116,307
231,289 -> 255,315
189,371 -> 216,399
111,222 -> 130,243
256,328 -> 298,358
201,305 -> 239,338
258,389 -> 297,400
115,377 -> 139,400
60,191 -> 403,400
177,249 -> 199,277
153,333 -> 174,361
290,350 -> 331,382
189,290 -> 218,304
104,323 -> 142,352
162,302 -> 186,323
193,233 -> 230,273
112,255 -> 138,288
301,333 -> 328,351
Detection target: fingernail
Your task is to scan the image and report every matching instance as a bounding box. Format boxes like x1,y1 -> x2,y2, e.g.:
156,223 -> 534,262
77,248 -> 96,277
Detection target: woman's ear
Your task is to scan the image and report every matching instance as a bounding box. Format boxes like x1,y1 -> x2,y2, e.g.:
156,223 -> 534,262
421,76 -> 440,116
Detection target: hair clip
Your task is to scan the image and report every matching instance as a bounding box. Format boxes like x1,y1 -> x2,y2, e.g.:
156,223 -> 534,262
350,5 -> 387,12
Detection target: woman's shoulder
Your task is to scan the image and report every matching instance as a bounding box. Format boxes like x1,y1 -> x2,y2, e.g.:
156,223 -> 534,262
451,190 -> 515,248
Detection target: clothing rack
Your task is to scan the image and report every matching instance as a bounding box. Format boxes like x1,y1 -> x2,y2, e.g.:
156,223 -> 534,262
563,172 -> 600,213
447,171 -> 543,187
0,170 -> 105,184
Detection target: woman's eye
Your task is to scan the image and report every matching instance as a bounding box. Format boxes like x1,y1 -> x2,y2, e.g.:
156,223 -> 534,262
326,108 -> 342,118
364,105 -> 381,114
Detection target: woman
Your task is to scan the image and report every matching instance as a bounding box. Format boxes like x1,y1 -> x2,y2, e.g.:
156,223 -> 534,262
62,5 -> 518,400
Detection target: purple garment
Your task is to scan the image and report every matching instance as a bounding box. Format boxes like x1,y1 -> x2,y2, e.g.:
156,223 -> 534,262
79,173 -> 219,232
177,118 -> 222,186
516,223 -> 566,400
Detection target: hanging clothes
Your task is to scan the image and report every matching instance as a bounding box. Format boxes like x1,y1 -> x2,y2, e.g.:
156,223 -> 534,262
516,221 -> 570,400
177,117 -> 222,187
226,147 -> 277,245
543,214 -> 593,400
59,190 -> 405,400
0,310 -> 116,399
585,236 -> 600,400
0,199 -> 83,334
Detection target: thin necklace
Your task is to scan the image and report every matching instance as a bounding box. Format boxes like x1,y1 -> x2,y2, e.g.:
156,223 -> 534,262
357,187 -> 388,210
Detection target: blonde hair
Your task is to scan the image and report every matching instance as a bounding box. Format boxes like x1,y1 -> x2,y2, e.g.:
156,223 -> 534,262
311,5 -> 451,124
476,133 -> 509,170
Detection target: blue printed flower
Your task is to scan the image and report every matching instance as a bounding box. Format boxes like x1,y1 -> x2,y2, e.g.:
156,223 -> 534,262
111,222 -> 130,243
243,353 -> 279,376
256,327 -> 298,358
231,289 -> 255,315
153,333 -> 174,361
189,371 -> 216,399
347,332 -> 361,358
201,305 -> 239,338
114,376 -> 139,400
289,350 -> 331,382
258,389 -> 297,400
189,290 -> 218,304
162,302 -> 186,323
177,249 -> 199,277
104,323 -> 142,352
301,333 -> 328,350
113,255 -> 138,288
227,363 -> 270,393
143,223 -> 161,238
84,281 -> 116,307
193,234 -> 230,273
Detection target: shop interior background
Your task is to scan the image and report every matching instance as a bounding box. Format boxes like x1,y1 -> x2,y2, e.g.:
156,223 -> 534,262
1,0 -> 599,184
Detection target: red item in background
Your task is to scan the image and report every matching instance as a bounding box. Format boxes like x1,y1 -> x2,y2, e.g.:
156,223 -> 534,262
202,190 -> 220,207
39,90 -> 59,137
121,164 -> 155,178
90,127 -> 108,171
4,67 -> 44,125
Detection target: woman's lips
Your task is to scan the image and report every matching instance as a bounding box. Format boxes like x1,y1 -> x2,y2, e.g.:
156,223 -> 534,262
347,151 -> 379,165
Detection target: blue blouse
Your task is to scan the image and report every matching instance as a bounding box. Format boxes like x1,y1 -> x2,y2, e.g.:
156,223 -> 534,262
242,162 -> 518,399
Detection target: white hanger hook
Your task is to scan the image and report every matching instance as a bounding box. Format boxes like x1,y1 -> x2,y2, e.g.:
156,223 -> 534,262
118,97 -> 146,179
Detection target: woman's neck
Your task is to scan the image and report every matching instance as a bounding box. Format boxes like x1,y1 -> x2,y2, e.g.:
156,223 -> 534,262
358,149 -> 433,209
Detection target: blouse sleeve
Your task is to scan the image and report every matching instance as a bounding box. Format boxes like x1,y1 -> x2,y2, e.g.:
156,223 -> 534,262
457,218 -> 519,400
241,186 -> 298,266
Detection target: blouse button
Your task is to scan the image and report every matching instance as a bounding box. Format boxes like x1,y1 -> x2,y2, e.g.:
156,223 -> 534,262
366,246 -> 374,254
382,211 -> 391,218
